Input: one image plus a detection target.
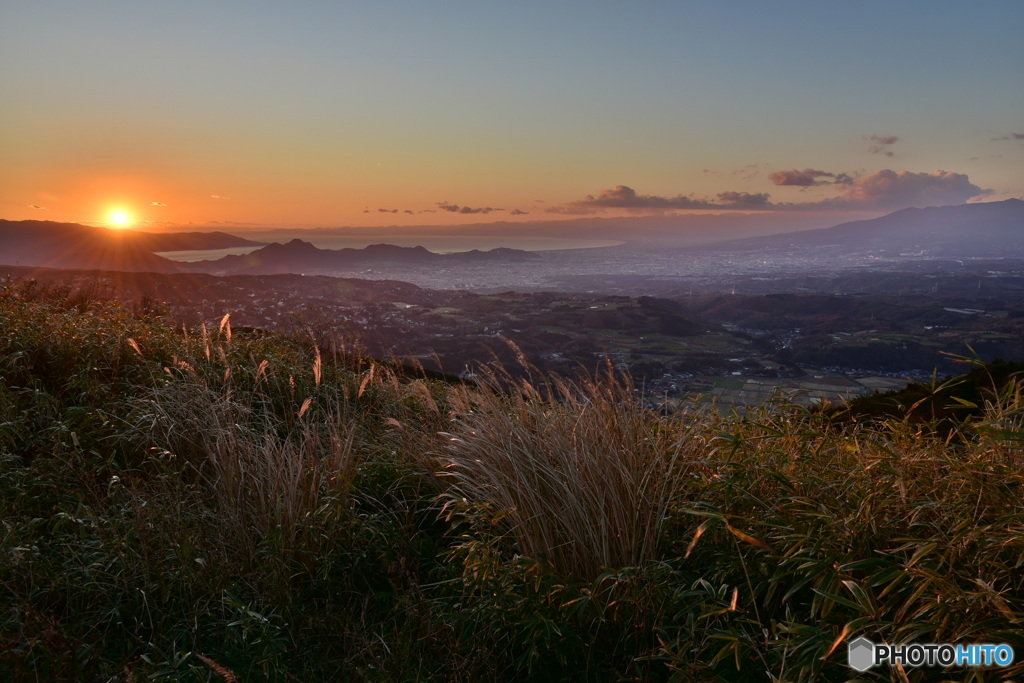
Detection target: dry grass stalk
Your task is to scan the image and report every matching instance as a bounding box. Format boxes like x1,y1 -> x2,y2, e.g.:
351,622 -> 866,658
208,408 -> 358,556
137,354 -> 362,560
195,653 -> 238,682
437,366 -> 692,581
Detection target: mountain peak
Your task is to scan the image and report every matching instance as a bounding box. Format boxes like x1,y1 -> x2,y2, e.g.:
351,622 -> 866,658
726,198 -> 1024,258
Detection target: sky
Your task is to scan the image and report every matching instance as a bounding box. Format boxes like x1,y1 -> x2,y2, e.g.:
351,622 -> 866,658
2,0 -> 1022,232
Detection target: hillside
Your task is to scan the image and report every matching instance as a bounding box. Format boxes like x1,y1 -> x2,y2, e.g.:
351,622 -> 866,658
676,291 -> 1024,375
0,287 -> 1021,680
713,198 -> 1024,258
187,239 -> 541,275
0,220 -> 265,273
129,230 -> 263,252
3,264 -> 1020,384
0,265 -> 723,378
0,220 -> 181,272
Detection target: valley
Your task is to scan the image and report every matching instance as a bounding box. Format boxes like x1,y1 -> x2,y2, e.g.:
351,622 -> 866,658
3,200 -> 1022,408
4,257 -> 1021,409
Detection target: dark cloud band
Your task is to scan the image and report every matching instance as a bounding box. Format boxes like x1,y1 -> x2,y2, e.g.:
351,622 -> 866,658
437,201 -> 504,214
556,170 -> 987,214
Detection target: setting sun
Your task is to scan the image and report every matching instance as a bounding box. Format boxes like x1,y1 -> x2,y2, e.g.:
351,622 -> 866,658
107,209 -> 133,229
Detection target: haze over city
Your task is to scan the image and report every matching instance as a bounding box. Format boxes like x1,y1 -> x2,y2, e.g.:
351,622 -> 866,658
3,0 -> 1022,235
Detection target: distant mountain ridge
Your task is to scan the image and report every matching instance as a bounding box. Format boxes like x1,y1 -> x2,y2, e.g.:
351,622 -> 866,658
714,199 -> 1024,257
132,230 -> 263,252
3,201 -> 1022,276
187,239 -> 542,275
0,220 -> 179,272
0,220 -> 264,272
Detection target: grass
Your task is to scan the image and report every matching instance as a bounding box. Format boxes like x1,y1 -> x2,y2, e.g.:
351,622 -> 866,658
0,281 -> 1022,681
433,360 -> 689,581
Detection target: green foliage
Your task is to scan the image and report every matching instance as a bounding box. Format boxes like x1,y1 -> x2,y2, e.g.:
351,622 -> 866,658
834,356 -> 1024,435
1,290 -> 1022,681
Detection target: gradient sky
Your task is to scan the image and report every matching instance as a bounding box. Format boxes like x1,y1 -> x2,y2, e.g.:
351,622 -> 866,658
2,0 -> 1022,231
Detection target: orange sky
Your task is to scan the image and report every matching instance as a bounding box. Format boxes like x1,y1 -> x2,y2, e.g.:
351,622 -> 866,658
2,1 -> 1022,233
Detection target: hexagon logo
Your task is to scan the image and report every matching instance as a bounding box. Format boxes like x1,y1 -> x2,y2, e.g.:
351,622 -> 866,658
848,637 -> 875,672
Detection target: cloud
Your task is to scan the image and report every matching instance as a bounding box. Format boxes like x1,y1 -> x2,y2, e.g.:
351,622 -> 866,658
151,201 -> 167,206
769,168 -> 838,187
867,135 -> 899,156
731,164 -> 762,181
555,171 -> 988,215
544,204 -> 600,215
834,169 -> 987,209
210,194 -> 231,200
554,185 -> 757,213
28,204 -> 47,210
563,185 -> 706,211
372,207 -> 416,214
436,201 -> 504,214
716,191 -> 772,207
994,132 -> 1024,141
509,209 -> 528,215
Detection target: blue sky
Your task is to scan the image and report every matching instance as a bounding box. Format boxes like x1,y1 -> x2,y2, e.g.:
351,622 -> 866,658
2,0 -> 1022,228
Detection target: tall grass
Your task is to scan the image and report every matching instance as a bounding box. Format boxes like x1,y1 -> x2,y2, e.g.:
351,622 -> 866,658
2,287 -> 1022,680
120,316 -> 403,569
434,362 -> 692,582
138,379 -> 359,559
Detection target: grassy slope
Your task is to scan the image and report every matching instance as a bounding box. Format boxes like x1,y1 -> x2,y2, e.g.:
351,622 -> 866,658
0,281 -> 1022,682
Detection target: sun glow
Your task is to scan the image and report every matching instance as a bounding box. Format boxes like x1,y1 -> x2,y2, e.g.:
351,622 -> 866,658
107,209 -> 133,229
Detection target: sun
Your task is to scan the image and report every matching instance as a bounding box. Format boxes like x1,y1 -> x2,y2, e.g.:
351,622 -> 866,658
107,209 -> 134,229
